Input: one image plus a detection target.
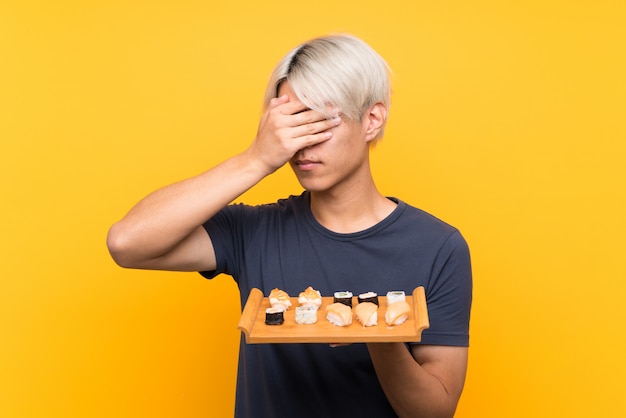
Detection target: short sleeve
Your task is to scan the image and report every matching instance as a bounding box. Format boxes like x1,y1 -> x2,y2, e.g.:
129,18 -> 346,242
418,230 -> 472,346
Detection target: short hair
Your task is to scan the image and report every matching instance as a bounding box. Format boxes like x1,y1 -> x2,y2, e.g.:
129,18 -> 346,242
263,34 -> 391,139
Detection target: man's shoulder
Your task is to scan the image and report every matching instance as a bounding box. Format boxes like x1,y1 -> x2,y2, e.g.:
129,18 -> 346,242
225,192 -> 307,214
275,191 -> 308,208
394,198 -> 458,233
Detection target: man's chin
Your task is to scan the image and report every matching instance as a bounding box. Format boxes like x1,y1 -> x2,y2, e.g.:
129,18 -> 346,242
292,170 -> 332,193
296,180 -> 327,193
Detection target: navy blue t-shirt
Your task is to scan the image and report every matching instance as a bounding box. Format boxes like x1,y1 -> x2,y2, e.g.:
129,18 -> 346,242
201,192 -> 472,418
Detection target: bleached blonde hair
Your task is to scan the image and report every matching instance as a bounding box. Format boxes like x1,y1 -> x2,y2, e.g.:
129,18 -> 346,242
263,34 -> 391,140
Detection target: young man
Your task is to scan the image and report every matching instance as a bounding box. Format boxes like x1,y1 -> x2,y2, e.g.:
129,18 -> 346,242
107,34 -> 472,418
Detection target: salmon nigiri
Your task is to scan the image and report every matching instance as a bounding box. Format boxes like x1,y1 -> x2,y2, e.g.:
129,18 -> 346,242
325,302 -> 353,326
355,301 -> 378,327
385,301 -> 410,326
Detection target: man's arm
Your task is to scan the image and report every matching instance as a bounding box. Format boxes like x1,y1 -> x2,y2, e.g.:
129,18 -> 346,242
106,95 -> 341,271
367,343 -> 468,418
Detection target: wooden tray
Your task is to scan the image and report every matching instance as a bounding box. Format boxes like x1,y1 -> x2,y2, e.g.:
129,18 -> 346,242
238,287 -> 429,344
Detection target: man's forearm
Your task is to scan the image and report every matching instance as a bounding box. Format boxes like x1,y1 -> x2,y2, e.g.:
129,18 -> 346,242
367,343 -> 466,418
107,149 -> 270,267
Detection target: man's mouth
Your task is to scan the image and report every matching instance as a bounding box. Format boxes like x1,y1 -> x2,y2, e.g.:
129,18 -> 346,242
294,159 -> 319,171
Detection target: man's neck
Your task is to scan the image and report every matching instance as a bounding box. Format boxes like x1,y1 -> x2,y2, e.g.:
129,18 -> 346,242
309,181 -> 397,234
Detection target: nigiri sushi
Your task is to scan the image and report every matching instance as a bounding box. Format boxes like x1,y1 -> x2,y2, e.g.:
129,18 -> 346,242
325,302 -> 353,326
355,301 -> 378,327
298,286 -> 322,310
385,300 -> 410,326
269,288 -> 292,311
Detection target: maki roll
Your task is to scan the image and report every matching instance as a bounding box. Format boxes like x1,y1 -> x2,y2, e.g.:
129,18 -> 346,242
357,291 -> 379,306
265,307 -> 285,325
386,290 -> 406,305
333,291 -> 353,308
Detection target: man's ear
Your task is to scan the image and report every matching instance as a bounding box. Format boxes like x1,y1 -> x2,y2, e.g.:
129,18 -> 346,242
364,103 -> 387,142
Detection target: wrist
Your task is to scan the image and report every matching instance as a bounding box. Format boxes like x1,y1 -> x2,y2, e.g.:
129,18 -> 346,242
240,146 -> 281,177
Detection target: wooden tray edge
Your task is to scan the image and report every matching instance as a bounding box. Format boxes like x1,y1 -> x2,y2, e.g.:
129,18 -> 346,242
412,286 -> 430,337
237,287 -> 263,343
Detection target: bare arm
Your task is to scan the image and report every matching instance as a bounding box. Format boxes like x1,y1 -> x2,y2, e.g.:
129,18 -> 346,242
367,343 -> 468,418
106,95 -> 341,271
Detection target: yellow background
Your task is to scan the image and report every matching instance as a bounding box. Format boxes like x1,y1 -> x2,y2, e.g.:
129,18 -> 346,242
2,1 -> 625,416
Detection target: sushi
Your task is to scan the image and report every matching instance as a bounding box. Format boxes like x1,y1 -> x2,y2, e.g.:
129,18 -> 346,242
355,301 -> 378,327
333,291 -> 353,308
295,305 -> 318,325
269,288 -> 292,311
357,291 -> 379,306
298,286 -> 322,310
386,290 -> 406,305
265,307 -> 285,325
325,302 -> 353,326
385,300 -> 411,326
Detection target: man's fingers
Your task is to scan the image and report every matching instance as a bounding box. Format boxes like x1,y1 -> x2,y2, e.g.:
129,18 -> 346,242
294,115 -> 342,138
282,115 -> 341,151
272,96 -> 307,115
292,106 -> 341,125
275,98 -> 337,121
